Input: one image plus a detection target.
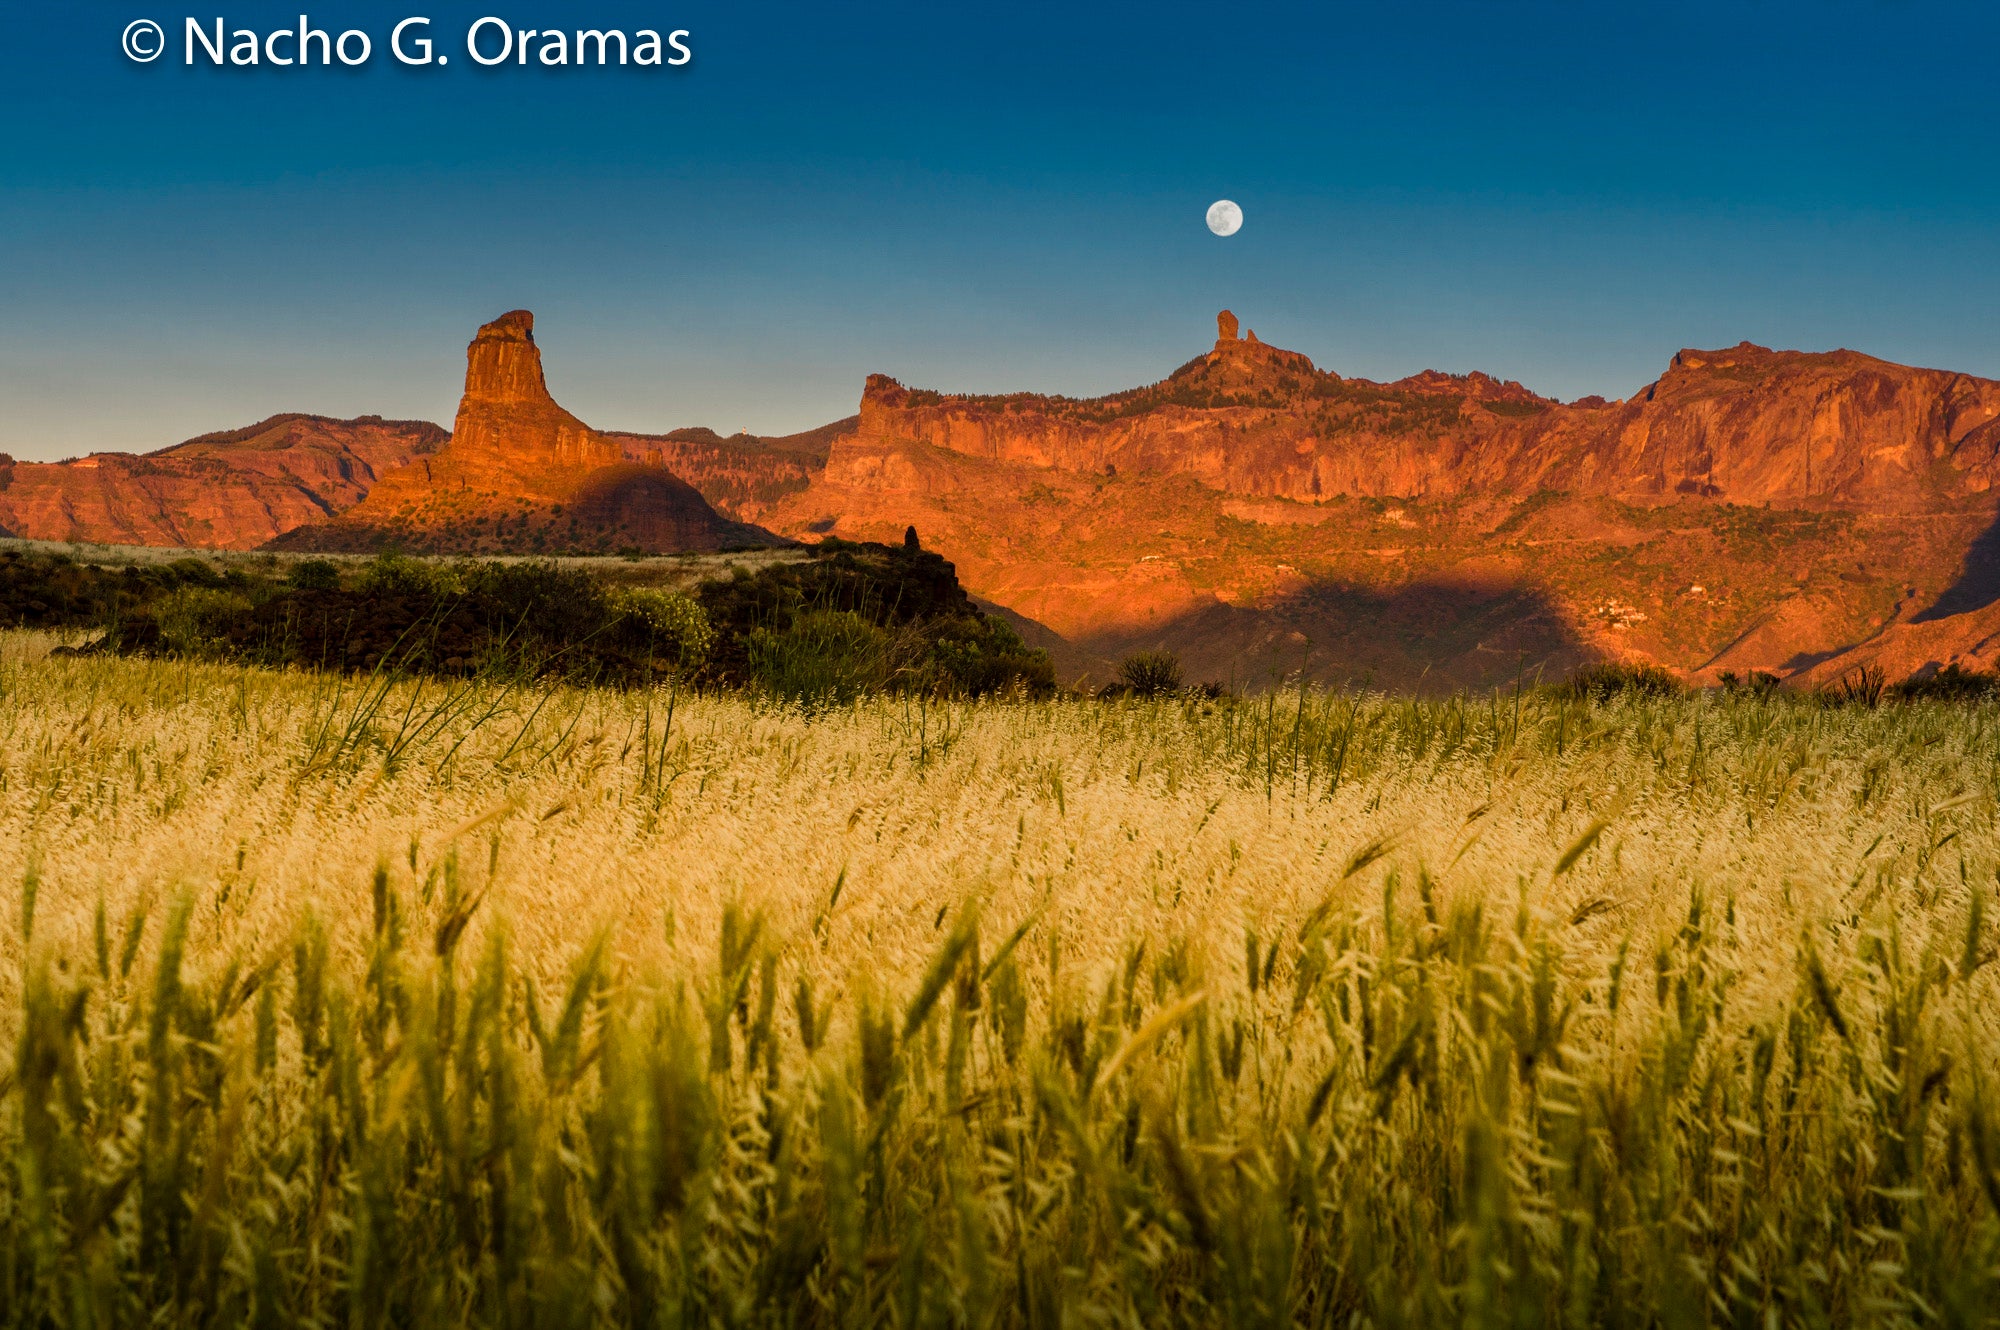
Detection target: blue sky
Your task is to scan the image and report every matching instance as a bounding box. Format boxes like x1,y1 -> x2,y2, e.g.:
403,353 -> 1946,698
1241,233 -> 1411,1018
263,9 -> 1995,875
4,1 -> 1999,458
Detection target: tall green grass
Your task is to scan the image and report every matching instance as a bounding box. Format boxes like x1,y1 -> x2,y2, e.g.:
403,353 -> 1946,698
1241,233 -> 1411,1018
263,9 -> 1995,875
6,641 -> 2000,1325
8,834 -> 2000,1324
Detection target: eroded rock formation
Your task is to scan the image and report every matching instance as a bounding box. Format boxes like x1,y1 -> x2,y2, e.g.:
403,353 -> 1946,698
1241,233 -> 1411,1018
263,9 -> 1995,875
276,311 -> 779,554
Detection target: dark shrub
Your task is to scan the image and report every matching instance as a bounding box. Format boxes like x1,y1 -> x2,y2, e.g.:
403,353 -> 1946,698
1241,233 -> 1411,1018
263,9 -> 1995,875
356,553 -> 460,599
6,540 -> 1055,698
152,586 -> 254,657
461,559 -> 607,643
747,609 -> 900,707
163,556 -> 228,588
1558,662 -> 1686,701
287,558 -> 342,592
698,539 -> 1054,697
925,615 -> 1057,697
0,552 -> 145,628
1818,665 -> 1887,708
1118,649 -> 1184,698
1890,662 -> 1998,702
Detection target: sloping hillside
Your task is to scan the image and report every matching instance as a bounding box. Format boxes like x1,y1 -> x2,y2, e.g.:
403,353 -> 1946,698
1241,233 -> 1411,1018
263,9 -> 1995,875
0,414 -> 446,549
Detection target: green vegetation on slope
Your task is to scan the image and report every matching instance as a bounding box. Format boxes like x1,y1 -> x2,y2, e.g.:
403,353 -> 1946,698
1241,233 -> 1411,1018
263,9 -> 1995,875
0,539 -> 1055,702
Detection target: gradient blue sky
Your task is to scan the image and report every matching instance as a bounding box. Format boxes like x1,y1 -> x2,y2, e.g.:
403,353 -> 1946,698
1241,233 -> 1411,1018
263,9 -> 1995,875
4,1 -> 1999,459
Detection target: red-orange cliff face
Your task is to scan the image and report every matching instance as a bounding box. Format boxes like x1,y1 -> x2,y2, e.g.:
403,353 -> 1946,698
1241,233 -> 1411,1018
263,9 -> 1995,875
276,311 -> 778,554
0,414 -> 445,549
769,312 -> 2000,689
844,311 -> 2000,510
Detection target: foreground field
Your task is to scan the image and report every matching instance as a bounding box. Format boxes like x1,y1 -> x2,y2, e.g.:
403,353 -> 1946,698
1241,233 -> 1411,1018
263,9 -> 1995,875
3,635 -> 2000,1326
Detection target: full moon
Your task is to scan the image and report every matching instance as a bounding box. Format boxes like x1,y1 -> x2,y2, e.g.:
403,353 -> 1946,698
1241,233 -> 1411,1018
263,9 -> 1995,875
1206,199 -> 1243,237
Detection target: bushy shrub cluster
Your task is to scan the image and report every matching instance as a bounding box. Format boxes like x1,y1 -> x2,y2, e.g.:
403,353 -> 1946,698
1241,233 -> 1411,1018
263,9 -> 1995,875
695,539 -> 1055,703
150,585 -> 254,657
10,541 -> 1054,699
744,608 -> 904,706
1890,662 -> 1999,701
1555,661 -> 1687,701
614,585 -> 716,670
284,556 -> 342,591
1718,668 -> 1782,695
0,549 -> 244,629
355,551 -> 464,598
115,556 -> 718,685
1116,648 -> 1185,698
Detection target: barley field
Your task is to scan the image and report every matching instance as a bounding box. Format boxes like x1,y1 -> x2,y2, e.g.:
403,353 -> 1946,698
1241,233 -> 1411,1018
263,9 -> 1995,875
3,632 -> 2000,1327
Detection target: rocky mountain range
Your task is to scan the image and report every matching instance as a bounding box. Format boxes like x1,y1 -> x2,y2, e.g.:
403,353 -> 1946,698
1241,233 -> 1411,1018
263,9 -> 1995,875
0,413 -> 445,549
847,312 -> 2000,509
753,312 -> 2000,688
12,307 -> 2000,690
